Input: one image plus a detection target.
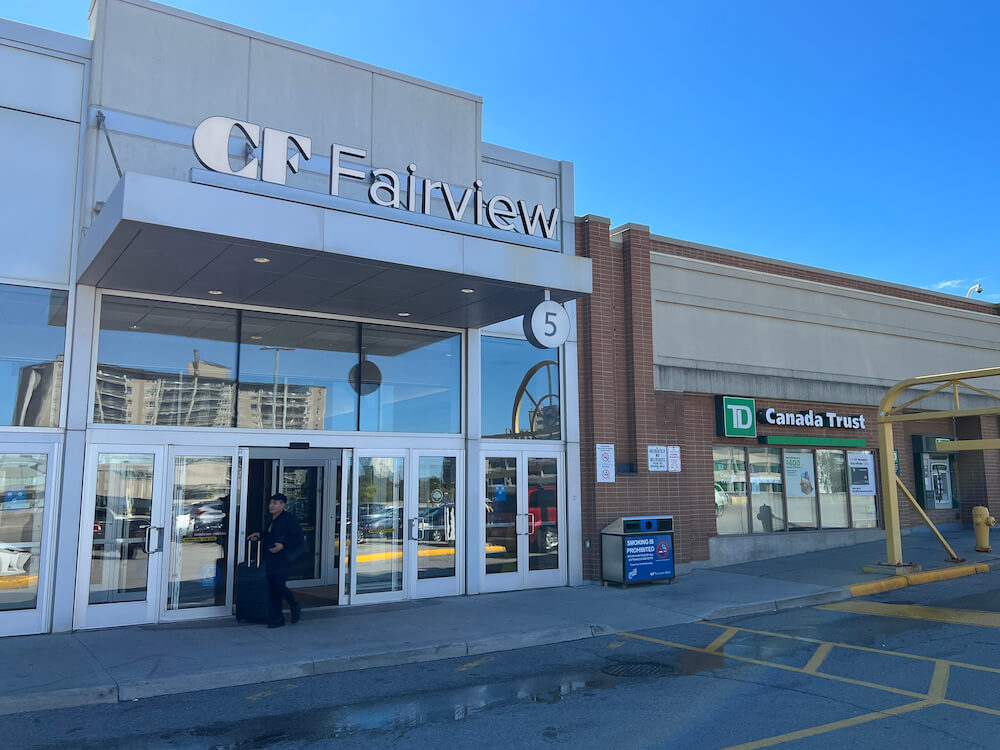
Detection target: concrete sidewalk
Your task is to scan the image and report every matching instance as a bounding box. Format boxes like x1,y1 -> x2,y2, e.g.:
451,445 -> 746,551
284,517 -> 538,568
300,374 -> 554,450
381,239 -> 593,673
4,529 -> 997,716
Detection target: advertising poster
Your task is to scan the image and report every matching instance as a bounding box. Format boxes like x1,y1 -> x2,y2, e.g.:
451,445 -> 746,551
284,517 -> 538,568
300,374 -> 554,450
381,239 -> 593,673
784,450 -> 816,498
848,452 -> 876,495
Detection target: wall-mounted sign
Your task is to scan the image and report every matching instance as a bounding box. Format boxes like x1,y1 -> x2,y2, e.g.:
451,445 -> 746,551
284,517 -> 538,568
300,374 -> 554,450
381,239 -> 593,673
648,446 -> 667,472
523,300 -> 570,349
597,443 -> 615,483
667,445 -> 681,472
192,116 -> 560,239
784,450 -> 816,498
716,396 -> 757,438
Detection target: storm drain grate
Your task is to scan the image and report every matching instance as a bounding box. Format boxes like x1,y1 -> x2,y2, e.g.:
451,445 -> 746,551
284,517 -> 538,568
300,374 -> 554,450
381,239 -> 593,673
602,662 -> 677,678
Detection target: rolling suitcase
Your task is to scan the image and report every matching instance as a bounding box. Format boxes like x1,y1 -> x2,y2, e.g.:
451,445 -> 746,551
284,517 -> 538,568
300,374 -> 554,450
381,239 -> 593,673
235,540 -> 269,623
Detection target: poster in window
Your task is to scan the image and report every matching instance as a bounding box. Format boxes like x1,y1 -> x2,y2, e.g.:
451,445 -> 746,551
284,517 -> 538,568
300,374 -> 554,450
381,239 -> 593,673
784,450 -> 816,498
848,452 -> 876,495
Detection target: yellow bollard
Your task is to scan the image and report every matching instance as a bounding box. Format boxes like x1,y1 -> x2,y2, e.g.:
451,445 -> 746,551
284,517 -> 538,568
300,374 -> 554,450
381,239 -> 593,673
973,506 -> 996,553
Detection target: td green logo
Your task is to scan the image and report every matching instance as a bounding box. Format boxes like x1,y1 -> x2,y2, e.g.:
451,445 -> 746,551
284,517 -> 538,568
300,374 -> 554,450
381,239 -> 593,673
717,396 -> 757,438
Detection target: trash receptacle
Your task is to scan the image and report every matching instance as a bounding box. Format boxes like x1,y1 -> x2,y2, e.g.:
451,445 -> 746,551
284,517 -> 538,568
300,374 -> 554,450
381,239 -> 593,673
601,516 -> 674,586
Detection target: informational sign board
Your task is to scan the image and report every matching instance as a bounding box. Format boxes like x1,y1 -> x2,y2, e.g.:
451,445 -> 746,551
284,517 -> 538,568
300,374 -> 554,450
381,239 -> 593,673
596,444 -> 615,483
784,450 -> 816,498
624,534 -> 674,582
647,446 -> 667,472
848,452 -> 876,495
667,445 -> 681,473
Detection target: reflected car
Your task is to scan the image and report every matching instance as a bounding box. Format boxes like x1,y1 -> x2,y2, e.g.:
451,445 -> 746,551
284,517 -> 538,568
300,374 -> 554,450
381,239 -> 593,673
419,504 -> 455,542
188,500 -> 227,535
367,507 -> 403,536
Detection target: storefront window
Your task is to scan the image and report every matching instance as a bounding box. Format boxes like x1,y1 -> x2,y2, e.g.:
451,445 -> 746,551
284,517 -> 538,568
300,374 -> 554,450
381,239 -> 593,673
749,447 -> 784,533
482,337 -> 560,439
94,298 -> 238,427
714,446 -> 749,534
714,446 -> 880,534
238,312 -> 358,431
817,450 -> 848,529
848,450 -> 878,528
0,453 -> 47,611
359,325 -> 461,434
0,284 -> 68,428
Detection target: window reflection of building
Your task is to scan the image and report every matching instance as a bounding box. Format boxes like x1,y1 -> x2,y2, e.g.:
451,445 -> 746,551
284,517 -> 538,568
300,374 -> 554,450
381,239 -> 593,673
12,357 -> 63,427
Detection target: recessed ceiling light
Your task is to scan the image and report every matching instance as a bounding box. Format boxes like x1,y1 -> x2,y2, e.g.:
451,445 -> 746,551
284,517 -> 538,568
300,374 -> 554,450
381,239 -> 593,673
397,312 -> 411,317
250,335 -> 263,340
252,257 -> 270,263
460,288 -> 475,294
129,324 -> 139,330
208,290 -> 224,295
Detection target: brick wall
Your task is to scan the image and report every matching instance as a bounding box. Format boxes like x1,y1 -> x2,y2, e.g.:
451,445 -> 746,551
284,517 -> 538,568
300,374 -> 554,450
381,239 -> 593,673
575,216 -> 1000,579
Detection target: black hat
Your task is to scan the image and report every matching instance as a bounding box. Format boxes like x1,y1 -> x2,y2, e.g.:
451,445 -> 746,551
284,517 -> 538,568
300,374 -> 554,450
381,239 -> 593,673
269,492 -> 288,504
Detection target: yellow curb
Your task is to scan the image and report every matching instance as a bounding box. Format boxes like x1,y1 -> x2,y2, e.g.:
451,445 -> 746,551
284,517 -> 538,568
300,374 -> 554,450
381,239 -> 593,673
849,562 -> 991,597
849,577 -> 908,597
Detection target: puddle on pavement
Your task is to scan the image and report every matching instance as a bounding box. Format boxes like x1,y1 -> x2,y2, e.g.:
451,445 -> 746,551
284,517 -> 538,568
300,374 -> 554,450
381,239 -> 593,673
183,656 -> 724,748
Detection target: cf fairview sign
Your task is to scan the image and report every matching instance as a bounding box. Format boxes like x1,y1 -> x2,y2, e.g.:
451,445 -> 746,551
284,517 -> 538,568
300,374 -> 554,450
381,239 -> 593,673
192,116 -> 560,239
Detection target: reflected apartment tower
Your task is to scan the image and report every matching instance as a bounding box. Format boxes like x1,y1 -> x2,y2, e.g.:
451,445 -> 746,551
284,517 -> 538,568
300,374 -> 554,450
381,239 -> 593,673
12,356 -> 64,428
91,349 -> 326,429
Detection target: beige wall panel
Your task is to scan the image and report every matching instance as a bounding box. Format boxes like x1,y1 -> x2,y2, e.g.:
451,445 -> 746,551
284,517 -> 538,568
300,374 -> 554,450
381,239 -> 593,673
248,39 -> 373,157
98,1 -> 249,125
651,257 -> 1000,388
371,75 -> 477,187
481,162 -> 557,210
0,108 -> 78,284
0,44 -> 84,121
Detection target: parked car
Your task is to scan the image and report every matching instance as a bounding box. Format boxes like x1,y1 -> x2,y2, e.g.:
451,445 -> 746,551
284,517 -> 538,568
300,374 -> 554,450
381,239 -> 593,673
419,504 -> 455,542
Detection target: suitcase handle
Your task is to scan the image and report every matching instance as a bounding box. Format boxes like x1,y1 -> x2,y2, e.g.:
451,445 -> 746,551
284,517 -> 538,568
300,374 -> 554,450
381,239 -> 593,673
246,538 -> 263,567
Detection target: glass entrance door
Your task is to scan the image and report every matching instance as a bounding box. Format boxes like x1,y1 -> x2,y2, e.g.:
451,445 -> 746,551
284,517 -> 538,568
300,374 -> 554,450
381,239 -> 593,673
162,447 -> 239,621
76,446 -> 166,629
350,452 -> 406,603
408,452 -> 463,599
280,455 -> 340,592
481,451 -> 564,593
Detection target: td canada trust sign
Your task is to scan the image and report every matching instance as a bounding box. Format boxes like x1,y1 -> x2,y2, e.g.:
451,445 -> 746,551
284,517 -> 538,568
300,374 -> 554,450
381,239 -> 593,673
191,116 -> 560,240
716,396 -> 867,439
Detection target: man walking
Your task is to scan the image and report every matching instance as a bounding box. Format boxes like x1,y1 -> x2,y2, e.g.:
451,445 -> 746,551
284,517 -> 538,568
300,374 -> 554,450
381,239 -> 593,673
248,492 -> 305,628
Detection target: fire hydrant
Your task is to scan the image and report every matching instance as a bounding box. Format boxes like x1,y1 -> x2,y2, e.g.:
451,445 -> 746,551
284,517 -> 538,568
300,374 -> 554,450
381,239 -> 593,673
973,506 -> 996,553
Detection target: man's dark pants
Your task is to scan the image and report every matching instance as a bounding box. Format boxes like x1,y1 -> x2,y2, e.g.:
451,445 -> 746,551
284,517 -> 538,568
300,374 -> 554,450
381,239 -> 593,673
266,569 -> 298,624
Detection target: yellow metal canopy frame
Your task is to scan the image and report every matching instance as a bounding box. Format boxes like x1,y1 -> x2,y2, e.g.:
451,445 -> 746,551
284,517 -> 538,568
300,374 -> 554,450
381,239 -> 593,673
878,366 -> 1000,566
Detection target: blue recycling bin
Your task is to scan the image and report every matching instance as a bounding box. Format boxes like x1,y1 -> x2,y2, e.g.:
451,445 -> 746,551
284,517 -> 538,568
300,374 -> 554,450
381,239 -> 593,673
601,516 -> 674,586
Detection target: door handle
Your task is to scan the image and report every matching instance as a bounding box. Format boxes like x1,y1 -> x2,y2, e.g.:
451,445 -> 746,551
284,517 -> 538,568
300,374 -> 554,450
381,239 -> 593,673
408,517 -> 419,541
143,525 -> 153,554
143,526 -> 164,554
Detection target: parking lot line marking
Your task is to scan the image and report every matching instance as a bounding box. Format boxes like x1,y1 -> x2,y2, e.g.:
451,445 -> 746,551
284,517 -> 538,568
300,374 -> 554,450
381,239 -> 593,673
607,641 -> 626,650
803,642 -> 833,674
720,699 -> 934,750
458,656 -> 494,672
928,661 -> 950,699
620,632 -> 927,700
697,621 -> 1000,675
246,683 -> 297,701
818,601 -> 1000,628
706,628 -> 738,652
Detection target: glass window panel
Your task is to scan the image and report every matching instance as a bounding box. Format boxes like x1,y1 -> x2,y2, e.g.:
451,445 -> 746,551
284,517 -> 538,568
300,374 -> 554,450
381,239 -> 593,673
356,457 -> 404,594
527,457 -> 559,570
90,453 -> 154,604
168,456 -> 231,610
237,313 -> 358,431
93,298 -> 238,427
714,446 -> 749,534
417,456 -> 457,580
784,450 -> 818,530
358,325 -> 460,433
482,337 -> 560,439
1,284 -> 67,427
749,447 -> 785,533
848,450 -> 879,528
817,450 -> 849,529
485,457 -> 518,573
0,453 -> 47,611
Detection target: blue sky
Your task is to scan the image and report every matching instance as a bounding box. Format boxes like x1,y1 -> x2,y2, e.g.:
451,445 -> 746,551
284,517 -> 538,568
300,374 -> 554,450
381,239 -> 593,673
6,0 -> 998,299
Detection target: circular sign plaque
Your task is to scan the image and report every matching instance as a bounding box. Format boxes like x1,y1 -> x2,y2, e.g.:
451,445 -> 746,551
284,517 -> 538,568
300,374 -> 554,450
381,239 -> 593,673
523,300 -> 570,349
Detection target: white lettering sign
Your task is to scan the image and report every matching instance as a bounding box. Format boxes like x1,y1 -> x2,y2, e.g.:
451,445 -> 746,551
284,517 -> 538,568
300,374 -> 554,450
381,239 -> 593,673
667,445 -> 681,473
192,117 -> 560,240
648,446 -> 667,472
760,408 -> 866,431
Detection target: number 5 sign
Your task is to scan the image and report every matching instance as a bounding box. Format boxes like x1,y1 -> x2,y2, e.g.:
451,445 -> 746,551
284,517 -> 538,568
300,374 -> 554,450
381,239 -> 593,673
523,300 -> 570,349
